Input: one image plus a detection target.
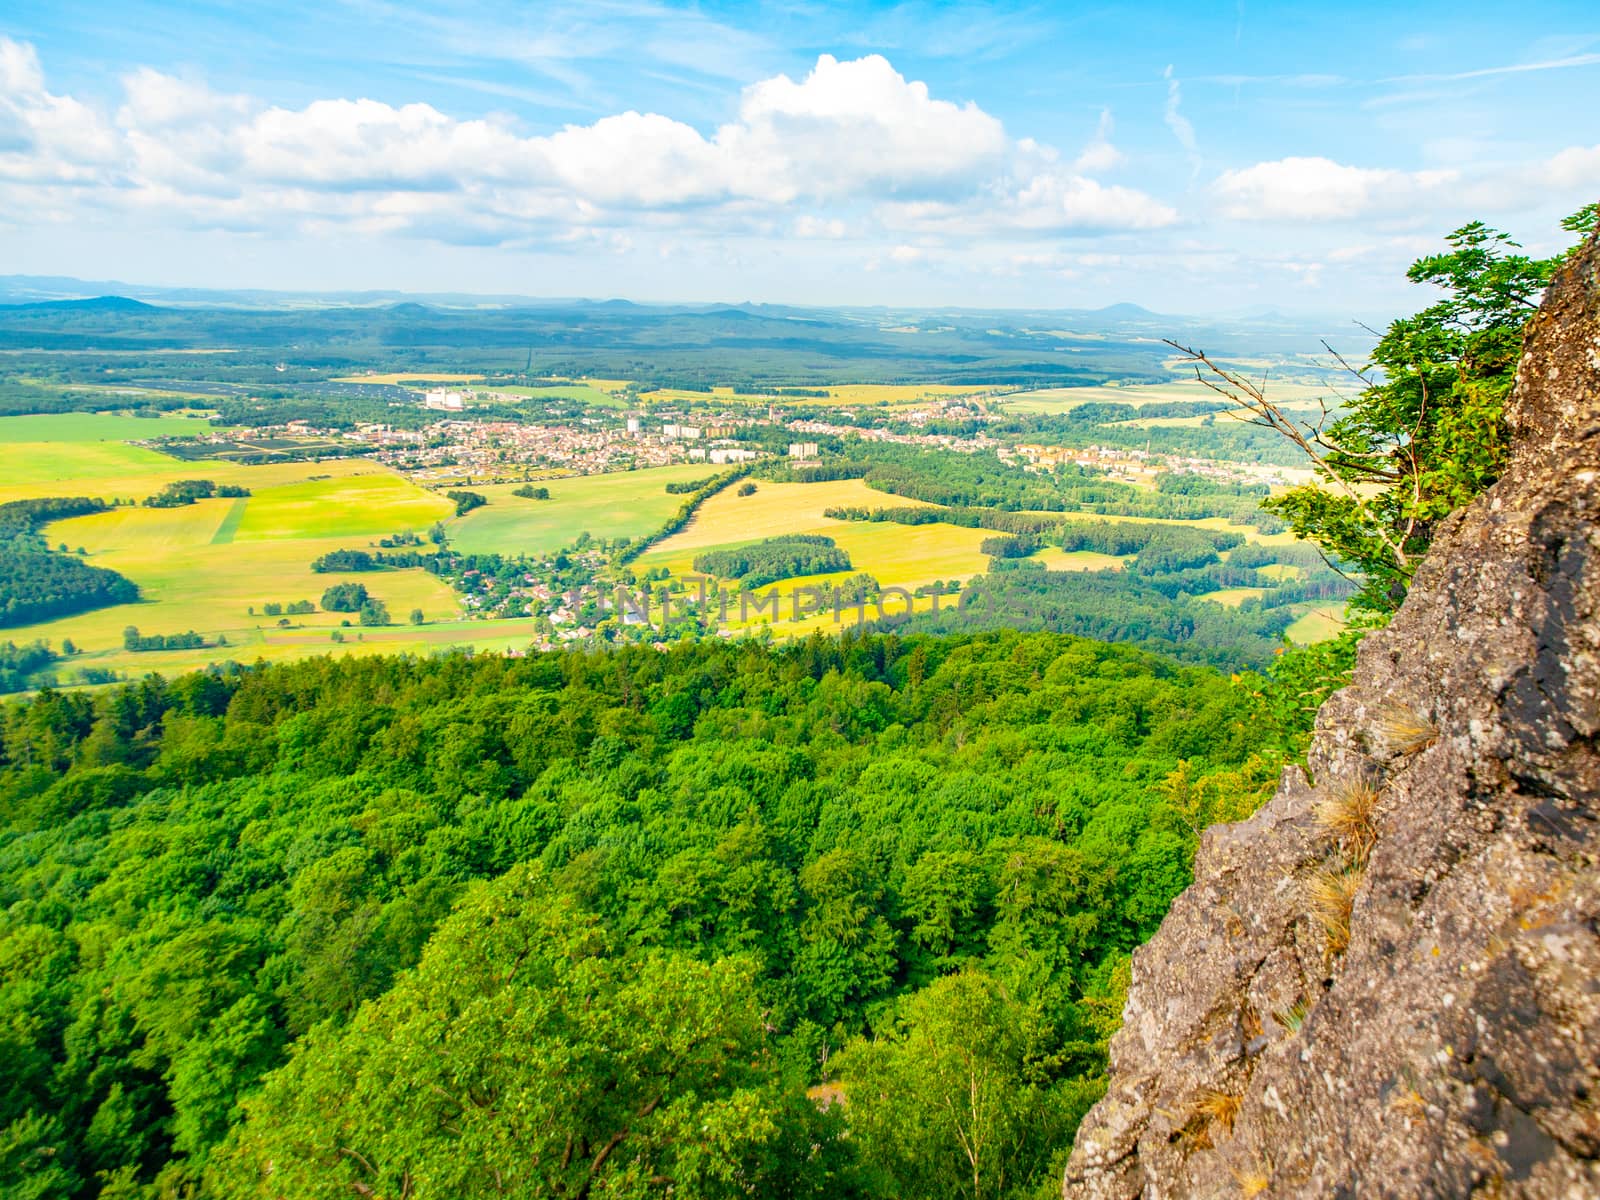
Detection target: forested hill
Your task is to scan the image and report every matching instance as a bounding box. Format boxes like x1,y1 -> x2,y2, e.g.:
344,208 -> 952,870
0,289 -> 1344,387
0,629 -> 1327,1200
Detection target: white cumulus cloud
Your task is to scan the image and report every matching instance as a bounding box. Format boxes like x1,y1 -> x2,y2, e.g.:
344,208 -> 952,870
1213,147 -> 1600,223
0,39 -> 120,183
0,37 -> 1176,250
1543,144 -> 1600,190
1212,156 -> 1457,220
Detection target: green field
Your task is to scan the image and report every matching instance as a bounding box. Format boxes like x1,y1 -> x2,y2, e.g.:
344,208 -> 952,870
0,414 -> 382,506
3,431 -> 734,681
0,413 -> 233,490
234,474 -> 451,541
447,464 -> 715,556
0,412 -> 222,442
3,409 -> 1350,685
490,384 -> 628,408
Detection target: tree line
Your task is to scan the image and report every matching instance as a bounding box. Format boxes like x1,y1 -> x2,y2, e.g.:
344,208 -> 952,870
142,479 -> 250,508
0,498 -> 140,628
692,534 -> 853,588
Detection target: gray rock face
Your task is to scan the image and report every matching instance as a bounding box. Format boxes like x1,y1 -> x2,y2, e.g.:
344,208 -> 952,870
1063,235 -> 1600,1199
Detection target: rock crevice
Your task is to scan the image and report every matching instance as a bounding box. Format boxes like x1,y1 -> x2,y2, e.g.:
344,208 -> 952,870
1063,234 -> 1600,1199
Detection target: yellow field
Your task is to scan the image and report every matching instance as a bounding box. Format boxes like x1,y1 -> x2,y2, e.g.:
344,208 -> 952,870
735,590 -> 955,639
646,518 -> 992,597
329,372 -> 485,385
636,479 -> 991,639
636,476 -> 1299,604
637,478 -> 1314,640
1197,586 -> 1270,607
1029,548 -> 1127,572
1285,604 -> 1348,644
1000,379 -> 1332,415
641,479 -> 930,554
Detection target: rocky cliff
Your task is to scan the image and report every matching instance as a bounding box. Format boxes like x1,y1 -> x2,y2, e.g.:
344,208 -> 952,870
1064,234 -> 1600,1199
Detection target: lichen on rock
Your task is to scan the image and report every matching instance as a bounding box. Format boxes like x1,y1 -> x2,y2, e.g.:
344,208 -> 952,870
1063,234 -> 1600,1199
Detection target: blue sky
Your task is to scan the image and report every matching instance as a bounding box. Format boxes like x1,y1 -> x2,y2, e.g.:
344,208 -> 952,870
2,1 -> 1596,313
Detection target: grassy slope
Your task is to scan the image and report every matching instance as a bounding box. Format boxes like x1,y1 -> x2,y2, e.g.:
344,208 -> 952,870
1284,605 -> 1347,643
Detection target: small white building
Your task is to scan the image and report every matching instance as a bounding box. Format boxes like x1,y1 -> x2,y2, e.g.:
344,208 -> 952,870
424,389 -> 465,411
788,442 -> 820,459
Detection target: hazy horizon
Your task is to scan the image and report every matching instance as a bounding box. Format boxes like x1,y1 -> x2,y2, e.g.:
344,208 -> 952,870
0,270 -> 1390,324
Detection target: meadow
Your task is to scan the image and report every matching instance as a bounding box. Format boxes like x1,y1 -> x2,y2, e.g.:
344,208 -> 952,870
8,464 -> 462,678
0,413 -> 223,442
0,413 -> 229,494
447,464 -> 716,556
1284,604 -> 1347,642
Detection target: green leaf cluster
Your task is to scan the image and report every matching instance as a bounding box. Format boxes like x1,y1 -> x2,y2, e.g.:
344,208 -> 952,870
1266,213 -> 1592,611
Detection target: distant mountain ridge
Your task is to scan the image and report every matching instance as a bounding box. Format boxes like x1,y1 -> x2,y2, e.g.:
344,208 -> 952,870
0,295 -> 157,313
0,274 -> 1376,387
0,274 -> 1357,329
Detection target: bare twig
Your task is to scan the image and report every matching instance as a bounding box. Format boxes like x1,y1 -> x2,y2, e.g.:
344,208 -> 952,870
1162,340 -> 1414,574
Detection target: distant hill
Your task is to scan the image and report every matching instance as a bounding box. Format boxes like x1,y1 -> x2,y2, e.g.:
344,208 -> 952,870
1088,302 -> 1163,321
1,295 -> 157,313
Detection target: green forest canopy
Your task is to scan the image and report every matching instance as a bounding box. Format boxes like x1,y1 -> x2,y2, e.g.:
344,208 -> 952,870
0,629 -> 1341,1200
